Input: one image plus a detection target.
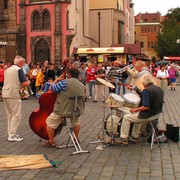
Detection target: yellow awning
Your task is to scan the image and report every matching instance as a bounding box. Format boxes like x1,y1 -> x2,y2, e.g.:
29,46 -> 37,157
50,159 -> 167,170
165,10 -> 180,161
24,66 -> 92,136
77,47 -> 124,54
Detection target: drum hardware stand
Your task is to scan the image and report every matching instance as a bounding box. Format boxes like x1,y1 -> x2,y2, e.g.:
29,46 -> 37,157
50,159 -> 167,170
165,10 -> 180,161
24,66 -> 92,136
89,78 -> 118,148
102,106 -> 117,148
89,85 -> 107,145
89,92 -> 118,148
58,96 -> 89,155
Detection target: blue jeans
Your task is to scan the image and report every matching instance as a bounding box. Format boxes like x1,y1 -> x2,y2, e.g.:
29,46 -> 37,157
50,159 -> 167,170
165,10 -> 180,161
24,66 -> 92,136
89,80 -> 95,97
119,78 -> 126,95
114,78 -> 126,95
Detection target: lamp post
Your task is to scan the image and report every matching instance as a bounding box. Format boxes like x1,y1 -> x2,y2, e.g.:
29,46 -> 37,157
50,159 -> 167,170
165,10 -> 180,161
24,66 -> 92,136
0,41 -> 7,46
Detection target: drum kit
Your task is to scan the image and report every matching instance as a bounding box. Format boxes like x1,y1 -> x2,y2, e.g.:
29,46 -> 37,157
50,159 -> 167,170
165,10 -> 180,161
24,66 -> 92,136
90,78 -> 141,148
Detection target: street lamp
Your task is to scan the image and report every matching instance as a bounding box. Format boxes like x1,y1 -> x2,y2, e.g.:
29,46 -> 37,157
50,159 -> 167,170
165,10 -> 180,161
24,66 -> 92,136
0,41 -> 7,47
0,41 -> 7,60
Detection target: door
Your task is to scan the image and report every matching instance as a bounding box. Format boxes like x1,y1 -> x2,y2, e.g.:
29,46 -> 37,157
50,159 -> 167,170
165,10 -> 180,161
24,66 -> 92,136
35,39 -> 50,63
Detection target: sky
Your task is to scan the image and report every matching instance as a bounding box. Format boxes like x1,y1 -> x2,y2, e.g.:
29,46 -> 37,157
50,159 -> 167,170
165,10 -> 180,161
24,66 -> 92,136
133,0 -> 180,16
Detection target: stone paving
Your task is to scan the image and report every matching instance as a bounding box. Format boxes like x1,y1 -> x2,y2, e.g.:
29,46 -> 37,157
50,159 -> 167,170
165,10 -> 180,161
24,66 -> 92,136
0,85 -> 180,180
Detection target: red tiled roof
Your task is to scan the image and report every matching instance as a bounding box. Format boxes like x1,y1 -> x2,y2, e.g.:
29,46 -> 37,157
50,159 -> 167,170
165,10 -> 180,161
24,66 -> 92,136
135,12 -> 162,23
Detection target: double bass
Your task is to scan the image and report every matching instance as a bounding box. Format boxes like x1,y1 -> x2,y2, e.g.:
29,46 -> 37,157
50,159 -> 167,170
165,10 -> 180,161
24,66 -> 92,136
29,91 -> 63,140
29,71 -> 67,140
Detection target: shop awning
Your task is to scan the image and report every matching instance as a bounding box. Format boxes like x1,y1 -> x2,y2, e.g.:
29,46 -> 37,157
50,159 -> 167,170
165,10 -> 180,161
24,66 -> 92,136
164,56 -> 180,61
74,47 -> 124,54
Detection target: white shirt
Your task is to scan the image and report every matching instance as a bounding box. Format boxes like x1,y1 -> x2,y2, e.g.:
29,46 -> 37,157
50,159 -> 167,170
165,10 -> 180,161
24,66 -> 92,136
156,70 -> 169,78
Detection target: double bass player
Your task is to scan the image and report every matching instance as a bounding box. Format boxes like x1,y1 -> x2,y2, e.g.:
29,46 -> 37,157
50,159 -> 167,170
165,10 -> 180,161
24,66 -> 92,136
42,68 -> 86,147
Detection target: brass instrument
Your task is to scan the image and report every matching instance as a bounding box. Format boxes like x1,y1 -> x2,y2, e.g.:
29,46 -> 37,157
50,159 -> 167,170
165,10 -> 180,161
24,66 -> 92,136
107,64 -> 133,78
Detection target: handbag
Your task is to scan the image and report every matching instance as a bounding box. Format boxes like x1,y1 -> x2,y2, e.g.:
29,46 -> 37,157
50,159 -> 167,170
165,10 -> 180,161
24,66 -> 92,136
165,70 -> 170,86
165,124 -> 179,142
167,78 -> 171,86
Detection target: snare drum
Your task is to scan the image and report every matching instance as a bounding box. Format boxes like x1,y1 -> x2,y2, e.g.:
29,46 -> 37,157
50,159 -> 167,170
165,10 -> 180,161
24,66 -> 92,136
123,93 -> 140,108
104,114 -> 123,138
106,93 -> 125,108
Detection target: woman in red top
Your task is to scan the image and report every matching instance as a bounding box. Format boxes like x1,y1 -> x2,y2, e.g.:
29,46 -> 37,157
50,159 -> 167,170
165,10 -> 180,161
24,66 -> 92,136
86,61 -> 98,98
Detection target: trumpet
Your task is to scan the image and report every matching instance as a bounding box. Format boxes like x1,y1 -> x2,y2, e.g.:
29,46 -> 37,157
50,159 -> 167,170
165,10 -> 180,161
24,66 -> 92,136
107,64 -> 133,78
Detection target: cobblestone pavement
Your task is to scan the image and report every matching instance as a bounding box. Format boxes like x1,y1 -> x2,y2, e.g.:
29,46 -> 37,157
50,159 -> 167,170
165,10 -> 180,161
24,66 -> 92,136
0,86 -> 180,180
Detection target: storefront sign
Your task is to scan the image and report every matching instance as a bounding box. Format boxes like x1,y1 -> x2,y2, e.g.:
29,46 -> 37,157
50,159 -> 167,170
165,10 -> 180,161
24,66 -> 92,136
77,47 -> 124,54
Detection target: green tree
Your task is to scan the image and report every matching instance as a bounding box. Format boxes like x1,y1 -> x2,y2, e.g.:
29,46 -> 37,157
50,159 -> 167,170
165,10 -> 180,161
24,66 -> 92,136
155,8 -> 180,59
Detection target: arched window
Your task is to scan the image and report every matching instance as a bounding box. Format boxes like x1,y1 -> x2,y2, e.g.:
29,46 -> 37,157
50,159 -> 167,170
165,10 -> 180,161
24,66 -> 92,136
42,10 -> 50,30
4,0 -> 8,9
32,11 -> 41,30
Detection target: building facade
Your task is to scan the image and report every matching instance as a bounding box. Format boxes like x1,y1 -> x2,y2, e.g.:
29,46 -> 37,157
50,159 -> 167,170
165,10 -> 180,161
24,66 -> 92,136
134,12 -> 162,59
89,0 -> 134,47
0,0 -> 74,65
0,0 -> 18,62
0,0 -> 135,64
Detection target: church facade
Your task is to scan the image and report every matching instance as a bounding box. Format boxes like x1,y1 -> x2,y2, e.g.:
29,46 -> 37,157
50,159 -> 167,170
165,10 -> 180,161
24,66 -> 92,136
0,0 -> 73,65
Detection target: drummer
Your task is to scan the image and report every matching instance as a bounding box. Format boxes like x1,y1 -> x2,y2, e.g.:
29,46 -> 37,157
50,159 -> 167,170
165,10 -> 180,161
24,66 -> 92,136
116,74 -> 164,145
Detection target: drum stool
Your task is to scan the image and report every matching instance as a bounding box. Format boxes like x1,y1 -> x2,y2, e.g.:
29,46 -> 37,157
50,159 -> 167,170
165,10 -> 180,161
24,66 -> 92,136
145,117 -> 160,150
58,96 -> 89,155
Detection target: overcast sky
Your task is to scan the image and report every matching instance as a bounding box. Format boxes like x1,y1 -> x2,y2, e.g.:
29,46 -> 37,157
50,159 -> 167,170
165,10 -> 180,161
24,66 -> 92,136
133,0 -> 180,15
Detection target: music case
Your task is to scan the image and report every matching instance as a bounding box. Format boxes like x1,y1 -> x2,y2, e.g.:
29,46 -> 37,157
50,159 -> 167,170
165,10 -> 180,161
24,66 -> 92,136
165,124 -> 179,142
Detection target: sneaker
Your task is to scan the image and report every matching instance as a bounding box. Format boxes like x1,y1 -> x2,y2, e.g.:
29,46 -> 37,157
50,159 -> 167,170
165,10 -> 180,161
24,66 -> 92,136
8,136 -> 23,142
115,137 -> 128,145
88,96 -> 92,99
128,135 -> 138,143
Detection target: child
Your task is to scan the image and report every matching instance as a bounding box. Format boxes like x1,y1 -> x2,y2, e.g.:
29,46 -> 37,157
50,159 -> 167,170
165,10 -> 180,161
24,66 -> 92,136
35,67 -> 46,94
43,78 -> 53,92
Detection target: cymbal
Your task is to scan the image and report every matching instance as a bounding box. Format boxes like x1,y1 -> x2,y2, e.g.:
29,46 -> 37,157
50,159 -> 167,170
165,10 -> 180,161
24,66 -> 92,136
97,78 -> 115,88
136,74 -> 161,91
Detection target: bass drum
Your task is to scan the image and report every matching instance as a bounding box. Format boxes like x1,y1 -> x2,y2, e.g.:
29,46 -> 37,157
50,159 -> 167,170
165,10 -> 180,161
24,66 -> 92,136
104,113 -> 123,138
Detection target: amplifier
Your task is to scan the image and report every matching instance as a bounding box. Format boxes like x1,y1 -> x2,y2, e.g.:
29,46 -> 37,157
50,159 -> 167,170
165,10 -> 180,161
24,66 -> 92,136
165,124 -> 179,142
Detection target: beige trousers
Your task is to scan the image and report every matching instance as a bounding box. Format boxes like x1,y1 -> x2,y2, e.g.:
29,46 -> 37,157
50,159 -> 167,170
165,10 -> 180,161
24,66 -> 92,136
3,98 -> 21,138
94,84 -> 105,101
120,108 -> 159,139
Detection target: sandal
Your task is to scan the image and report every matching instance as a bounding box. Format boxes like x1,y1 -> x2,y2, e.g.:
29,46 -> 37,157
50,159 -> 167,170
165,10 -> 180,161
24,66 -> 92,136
42,141 -> 57,148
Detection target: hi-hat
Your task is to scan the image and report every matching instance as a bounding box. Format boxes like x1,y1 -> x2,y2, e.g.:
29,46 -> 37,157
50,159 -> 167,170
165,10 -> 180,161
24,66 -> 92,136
136,74 -> 161,91
97,78 -> 115,89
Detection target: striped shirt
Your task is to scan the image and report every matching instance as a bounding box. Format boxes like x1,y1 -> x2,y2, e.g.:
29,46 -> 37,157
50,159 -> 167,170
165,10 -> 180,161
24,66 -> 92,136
51,79 -> 67,93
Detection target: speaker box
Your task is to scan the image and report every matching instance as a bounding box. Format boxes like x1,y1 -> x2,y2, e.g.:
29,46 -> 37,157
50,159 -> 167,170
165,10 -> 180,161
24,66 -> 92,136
165,124 -> 179,142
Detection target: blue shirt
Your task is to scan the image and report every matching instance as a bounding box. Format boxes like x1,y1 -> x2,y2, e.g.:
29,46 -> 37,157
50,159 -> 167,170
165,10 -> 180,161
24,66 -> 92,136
51,79 -> 67,93
18,69 -> 26,83
142,89 -> 150,107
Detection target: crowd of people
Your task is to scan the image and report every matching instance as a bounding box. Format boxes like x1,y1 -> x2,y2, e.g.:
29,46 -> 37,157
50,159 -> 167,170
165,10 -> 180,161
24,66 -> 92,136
0,57 -> 179,101
0,55 -> 180,146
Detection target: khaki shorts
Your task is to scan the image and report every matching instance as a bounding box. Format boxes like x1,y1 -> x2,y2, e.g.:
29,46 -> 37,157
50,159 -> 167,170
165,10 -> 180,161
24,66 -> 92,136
46,112 -> 80,129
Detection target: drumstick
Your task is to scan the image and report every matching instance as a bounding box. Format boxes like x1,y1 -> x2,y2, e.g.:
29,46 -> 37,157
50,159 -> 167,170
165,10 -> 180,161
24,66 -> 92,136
117,81 -> 128,86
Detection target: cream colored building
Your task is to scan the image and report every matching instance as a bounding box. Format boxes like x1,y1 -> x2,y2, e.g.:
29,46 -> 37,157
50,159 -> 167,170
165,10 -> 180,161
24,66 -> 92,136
68,0 -> 135,55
